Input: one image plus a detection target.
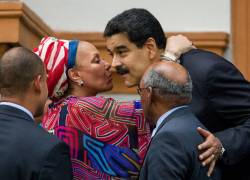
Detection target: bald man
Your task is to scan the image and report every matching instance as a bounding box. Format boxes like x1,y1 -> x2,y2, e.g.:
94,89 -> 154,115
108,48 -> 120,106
0,47 -> 72,180
138,61 -> 221,180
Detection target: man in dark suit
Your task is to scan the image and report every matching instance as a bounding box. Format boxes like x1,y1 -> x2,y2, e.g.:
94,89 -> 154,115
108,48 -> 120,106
104,8 -> 250,180
138,61 -> 221,179
0,47 -> 73,180
165,36 -> 250,180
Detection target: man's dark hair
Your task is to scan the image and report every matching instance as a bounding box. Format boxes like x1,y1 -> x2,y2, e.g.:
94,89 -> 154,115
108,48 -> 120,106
104,8 -> 166,49
0,47 -> 44,97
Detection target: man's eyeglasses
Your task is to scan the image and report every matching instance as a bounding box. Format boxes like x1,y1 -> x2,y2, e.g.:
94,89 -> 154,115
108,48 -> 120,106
137,87 -> 150,95
137,87 -> 159,95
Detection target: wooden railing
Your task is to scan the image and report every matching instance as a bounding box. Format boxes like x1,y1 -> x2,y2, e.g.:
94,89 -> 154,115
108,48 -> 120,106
0,1 -> 229,93
0,1 -> 54,55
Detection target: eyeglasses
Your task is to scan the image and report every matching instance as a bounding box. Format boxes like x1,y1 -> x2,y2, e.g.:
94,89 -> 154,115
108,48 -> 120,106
137,86 -> 159,95
137,87 -> 149,95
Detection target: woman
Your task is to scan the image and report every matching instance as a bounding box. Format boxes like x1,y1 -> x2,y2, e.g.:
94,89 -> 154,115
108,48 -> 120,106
34,37 -> 151,179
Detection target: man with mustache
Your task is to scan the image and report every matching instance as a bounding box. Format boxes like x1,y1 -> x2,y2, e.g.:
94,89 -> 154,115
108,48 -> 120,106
104,8 -> 250,180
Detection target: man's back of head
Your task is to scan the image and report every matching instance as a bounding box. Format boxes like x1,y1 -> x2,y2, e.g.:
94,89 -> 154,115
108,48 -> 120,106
0,47 -> 48,118
0,47 -> 44,98
141,61 -> 192,112
104,8 -> 166,50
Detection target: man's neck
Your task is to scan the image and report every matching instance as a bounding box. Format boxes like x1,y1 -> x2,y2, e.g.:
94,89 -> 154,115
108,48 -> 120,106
152,51 -> 163,63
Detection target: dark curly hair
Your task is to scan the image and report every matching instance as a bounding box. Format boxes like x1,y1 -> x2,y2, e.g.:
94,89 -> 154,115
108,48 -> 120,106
104,8 -> 166,50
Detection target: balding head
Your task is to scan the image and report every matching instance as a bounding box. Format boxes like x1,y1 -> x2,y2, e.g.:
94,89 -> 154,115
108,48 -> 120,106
0,47 -> 45,97
141,61 -> 192,103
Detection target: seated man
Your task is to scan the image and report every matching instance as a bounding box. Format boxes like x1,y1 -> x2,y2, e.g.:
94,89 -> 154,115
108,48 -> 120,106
0,47 -> 72,180
138,61 -> 221,180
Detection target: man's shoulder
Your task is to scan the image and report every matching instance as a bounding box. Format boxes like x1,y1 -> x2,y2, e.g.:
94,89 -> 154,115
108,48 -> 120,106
182,49 -> 224,61
156,110 -> 205,147
181,49 -> 232,70
0,114 -> 67,167
180,49 -> 241,85
29,125 -> 63,148
16,121 -> 65,157
149,118 -> 200,159
24,126 -> 69,171
161,107 -> 204,131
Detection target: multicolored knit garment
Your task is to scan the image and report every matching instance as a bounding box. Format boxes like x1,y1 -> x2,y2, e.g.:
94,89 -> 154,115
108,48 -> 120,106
42,96 -> 151,180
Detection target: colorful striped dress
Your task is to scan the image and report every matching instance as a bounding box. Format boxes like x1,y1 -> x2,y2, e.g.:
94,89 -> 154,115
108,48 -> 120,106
42,96 -> 151,180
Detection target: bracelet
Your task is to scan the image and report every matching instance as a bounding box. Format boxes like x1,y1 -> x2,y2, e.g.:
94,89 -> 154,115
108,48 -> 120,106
161,51 -> 180,63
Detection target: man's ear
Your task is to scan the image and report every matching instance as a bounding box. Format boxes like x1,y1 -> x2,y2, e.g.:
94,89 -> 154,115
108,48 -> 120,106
143,86 -> 153,109
34,74 -> 42,92
147,87 -> 153,105
144,37 -> 158,59
67,68 -> 81,83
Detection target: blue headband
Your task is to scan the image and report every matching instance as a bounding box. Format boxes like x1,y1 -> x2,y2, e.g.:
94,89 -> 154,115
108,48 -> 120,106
68,40 -> 79,69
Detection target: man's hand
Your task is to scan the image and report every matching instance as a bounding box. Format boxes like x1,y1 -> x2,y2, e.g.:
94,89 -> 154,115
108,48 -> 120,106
197,127 -> 223,177
165,35 -> 195,59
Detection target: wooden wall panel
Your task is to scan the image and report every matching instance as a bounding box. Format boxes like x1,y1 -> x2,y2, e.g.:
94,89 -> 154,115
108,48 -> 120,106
232,0 -> 250,80
0,1 -> 54,53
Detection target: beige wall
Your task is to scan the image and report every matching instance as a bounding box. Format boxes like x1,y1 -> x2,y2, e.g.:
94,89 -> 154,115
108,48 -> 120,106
22,0 -> 230,33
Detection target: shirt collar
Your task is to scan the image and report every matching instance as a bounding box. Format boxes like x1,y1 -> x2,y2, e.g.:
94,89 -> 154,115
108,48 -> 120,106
0,102 -> 34,120
151,105 -> 188,138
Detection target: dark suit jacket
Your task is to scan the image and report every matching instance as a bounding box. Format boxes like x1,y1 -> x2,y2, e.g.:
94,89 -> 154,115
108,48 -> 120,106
0,105 -> 73,180
139,107 -> 221,180
181,49 -> 250,180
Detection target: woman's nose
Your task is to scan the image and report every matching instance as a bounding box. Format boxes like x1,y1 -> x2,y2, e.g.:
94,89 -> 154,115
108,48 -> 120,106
104,61 -> 111,70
